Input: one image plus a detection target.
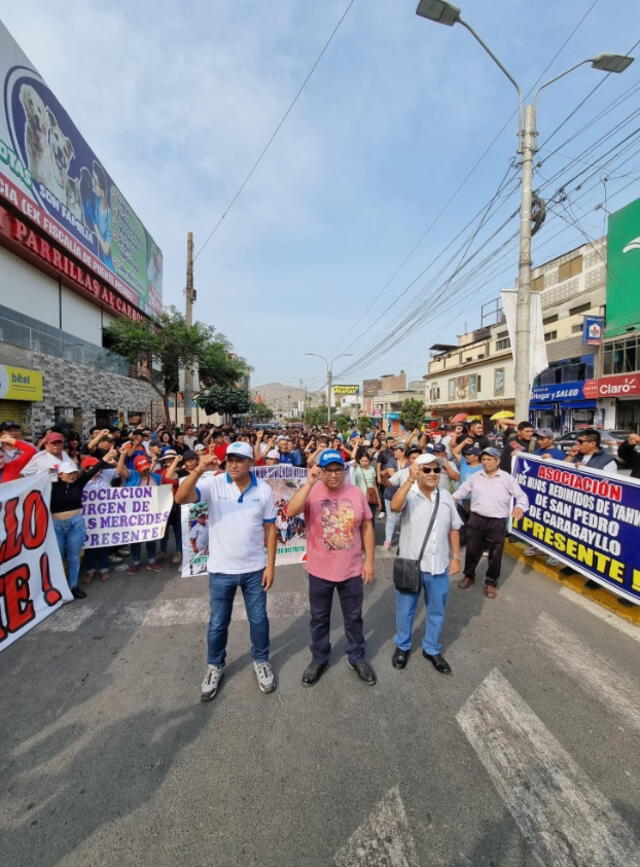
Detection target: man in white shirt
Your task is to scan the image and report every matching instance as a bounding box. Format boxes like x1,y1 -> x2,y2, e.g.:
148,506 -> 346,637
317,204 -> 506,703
390,453 -> 462,675
175,441 -> 278,701
21,431 -> 71,478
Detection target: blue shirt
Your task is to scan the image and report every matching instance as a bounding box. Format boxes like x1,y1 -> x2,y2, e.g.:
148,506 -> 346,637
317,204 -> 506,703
534,446 -> 565,460
124,471 -> 162,487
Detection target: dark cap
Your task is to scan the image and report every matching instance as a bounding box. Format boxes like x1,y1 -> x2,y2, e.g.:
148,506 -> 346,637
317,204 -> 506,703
462,445 -> 482,457
182,450 -> 198,461
0,420 -> 20,431
432,443 -> 446,453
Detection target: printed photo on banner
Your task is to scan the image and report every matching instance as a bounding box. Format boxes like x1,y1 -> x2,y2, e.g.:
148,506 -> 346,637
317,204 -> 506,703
81,485 -> 173,548
0,474 -> 71,652
181,501 -> 210,578
255,465 -> 308,565
509,453 -> 640,604
180,466 -> 309,578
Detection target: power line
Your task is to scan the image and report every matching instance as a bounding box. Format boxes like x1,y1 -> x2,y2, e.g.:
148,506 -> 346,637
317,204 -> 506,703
193,0 -> 356,263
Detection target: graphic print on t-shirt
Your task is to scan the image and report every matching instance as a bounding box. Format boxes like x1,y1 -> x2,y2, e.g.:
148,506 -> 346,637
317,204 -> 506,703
321,498 -> 356,550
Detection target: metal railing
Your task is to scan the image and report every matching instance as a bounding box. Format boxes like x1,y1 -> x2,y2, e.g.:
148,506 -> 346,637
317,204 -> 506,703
0,307 -> 130,376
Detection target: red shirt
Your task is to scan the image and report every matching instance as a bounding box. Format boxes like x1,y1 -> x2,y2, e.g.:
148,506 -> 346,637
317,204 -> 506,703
214,443 -> 228,462
0,440 -> 37,482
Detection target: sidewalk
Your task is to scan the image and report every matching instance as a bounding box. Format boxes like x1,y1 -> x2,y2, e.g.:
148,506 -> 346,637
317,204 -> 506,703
504,538 -> 640,626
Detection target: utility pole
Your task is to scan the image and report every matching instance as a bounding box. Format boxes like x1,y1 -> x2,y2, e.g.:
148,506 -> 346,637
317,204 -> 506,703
416,0 -> 634,421
183,232 -> 195,428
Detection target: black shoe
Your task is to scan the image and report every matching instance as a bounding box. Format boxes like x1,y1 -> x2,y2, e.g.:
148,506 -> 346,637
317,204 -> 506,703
392,647 -> 409,669
302,661 -> 327,687
585,579 -> 600,589
347,659 -> 377,685
422,651 -> 452,675
71,587 -> 87,600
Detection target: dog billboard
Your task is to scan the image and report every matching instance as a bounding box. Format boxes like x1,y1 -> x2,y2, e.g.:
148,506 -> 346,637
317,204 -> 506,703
0,21 -> 162,318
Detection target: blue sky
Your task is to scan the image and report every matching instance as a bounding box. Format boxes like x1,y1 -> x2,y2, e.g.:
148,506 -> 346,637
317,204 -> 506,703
5,0 -> 639,392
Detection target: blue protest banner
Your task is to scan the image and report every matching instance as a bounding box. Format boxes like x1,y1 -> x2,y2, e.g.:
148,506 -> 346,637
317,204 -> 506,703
510,453 -> 640,604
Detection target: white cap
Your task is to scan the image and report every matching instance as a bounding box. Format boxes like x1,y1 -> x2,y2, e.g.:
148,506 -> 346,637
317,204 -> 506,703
59,461 -> 80,474
266,449 -> 280,460
415,453 -> 439,466
226,441 -> 253,460
194,443 -> 205,451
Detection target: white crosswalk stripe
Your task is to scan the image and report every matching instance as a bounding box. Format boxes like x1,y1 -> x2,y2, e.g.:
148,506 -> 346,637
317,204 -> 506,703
38,591 -> 309,632
534,613 -> 640,734
457,668 -> 639,867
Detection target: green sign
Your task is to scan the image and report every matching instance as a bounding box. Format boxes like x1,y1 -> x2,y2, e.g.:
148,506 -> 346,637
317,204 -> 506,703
606,198 -> 640,337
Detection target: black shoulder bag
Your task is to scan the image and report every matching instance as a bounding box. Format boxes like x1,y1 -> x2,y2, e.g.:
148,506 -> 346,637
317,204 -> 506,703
392,490 -> 440,594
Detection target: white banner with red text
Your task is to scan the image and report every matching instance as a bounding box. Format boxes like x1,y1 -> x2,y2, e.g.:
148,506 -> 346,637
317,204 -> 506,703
0,473 -> 71,652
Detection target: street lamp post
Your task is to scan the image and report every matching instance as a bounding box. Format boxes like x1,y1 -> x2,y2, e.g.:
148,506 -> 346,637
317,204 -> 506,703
305,352 -> 353,426
416,0 -> 633,420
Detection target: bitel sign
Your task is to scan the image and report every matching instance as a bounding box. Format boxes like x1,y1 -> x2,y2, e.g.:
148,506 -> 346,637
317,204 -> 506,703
509,453 -> 640,603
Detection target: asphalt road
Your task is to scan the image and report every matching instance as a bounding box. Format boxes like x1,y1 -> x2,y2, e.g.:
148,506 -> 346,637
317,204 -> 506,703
1,536 -> 639,867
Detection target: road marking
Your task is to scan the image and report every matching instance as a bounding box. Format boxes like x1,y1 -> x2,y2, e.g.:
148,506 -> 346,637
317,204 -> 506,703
558,587 -> 640,642
39,592 -> 309,631
39,603 -> 97,631
534,613 -> 640,733
333,786 -> 418,867
457,668 -> 639,867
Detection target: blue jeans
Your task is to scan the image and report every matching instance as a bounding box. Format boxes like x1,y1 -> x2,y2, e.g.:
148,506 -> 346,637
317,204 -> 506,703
394,571 -> 449,655
131,540 -> 157,565
207,570 -> 269,666
53,514 -> 86,590
83,547 -> 109,573
385,508 -> 400,545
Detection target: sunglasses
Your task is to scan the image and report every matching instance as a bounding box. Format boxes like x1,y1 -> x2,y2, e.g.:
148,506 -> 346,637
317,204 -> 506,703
321,467 -> 344,475
421,466 -> 441,474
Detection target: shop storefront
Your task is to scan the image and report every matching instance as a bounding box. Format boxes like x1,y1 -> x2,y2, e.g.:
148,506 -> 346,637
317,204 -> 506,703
529,381 -> 597,432
584,374 -> 640,433
0,363 -> 43,433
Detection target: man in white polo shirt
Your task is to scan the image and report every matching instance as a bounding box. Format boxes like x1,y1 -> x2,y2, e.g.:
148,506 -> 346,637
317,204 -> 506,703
175,440 -> 278,701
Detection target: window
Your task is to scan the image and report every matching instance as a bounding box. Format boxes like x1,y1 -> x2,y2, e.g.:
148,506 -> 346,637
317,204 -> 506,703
429,384 -> 440,401
544,330 -> 557,341
494,368 -> 505,395
496,337 -> 510,350
603,334 -> 640,375
448,379 -> 456,399
543,314 -> 558,325
469,375 -> 480,399
571,323 -> 583,333
532,275 -> 544,291
569,301 -> 591,316
558,255 -> 583,282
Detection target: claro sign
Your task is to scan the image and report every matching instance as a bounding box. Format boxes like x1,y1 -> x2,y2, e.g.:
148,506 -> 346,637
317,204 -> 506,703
0,204 -> 143,321
583,375 -> 640,399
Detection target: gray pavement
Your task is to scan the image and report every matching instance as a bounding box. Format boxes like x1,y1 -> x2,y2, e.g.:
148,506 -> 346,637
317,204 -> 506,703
1,537 -> 639,867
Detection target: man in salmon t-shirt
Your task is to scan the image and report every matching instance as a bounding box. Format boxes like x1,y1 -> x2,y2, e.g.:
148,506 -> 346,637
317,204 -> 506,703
287,449 -> 377,687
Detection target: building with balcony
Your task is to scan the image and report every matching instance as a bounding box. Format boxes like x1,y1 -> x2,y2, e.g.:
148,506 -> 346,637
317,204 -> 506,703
424,238 -> 607,432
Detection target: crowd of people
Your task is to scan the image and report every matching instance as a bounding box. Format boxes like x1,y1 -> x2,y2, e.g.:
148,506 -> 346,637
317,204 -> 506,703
0,414 -> 634,696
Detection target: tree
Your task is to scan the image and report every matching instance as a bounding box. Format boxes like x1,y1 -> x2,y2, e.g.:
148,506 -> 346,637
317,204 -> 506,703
105,307 -> 248,424
334,415 -> 350,435
304,406 -> 336,427
197,384 -> 250,418
250,402 -> 274,421
357,415 -> 372,433
199,340 -> 248,388
399,398 -> 426,432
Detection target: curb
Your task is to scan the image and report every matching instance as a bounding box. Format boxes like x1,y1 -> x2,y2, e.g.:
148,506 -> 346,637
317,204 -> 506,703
504,540 -> 640,627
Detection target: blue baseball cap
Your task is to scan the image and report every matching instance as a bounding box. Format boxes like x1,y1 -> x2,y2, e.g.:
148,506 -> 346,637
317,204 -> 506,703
481,447 -> 501,458
317,449 -> 345,468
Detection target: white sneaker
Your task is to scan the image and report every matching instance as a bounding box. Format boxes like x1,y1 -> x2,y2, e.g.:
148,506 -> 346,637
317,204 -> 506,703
547,556 -> 562,566
382,540 -> 391,550
378,512 -> 385,519
522,546 -> 537,556
254,660 -> 276,694
200,664 -> 224,701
